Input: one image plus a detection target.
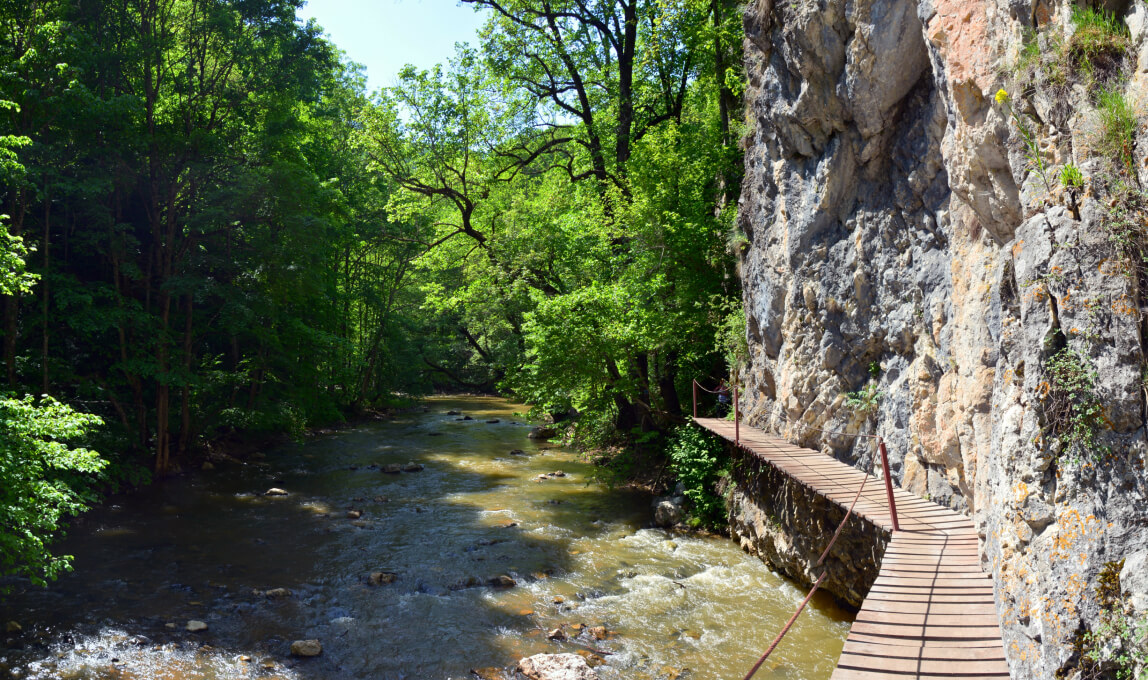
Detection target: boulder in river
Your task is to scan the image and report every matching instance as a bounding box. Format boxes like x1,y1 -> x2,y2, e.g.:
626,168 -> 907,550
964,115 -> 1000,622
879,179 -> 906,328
347,510 -> 362,519
290,639 -> 322,657
516,653 -> 599,680
446,410 -> 461,415
264,588 -> 292,598
462,415 -> 474,420
546,627 -> 566,641
485,419 -> 500,424
368,572 -> 397,586
382,463 -> 403,474
264,487 -> 288,496
186,620 -> 208,632
402,462 -> 424,472
509,449 -> 526,456
652,495 -> 685,527
586,626 -> 607,641
527,426 -> 557,439
488,574 -> 516,588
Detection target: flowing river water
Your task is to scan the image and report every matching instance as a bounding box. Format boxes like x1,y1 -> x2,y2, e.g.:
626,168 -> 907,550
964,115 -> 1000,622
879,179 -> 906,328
0,396 -> 851,680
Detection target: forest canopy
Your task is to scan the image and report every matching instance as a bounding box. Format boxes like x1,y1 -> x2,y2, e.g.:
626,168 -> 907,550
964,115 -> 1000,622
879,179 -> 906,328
0,0 -> 745,582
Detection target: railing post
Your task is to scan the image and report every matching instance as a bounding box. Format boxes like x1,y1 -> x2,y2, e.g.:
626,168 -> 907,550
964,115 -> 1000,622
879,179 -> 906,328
734,383 -> 740,446
878,438 -> 899,531
692,380 -> 698,419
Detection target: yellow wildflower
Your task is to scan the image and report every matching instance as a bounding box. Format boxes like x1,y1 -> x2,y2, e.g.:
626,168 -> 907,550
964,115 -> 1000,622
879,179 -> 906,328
995,88 -> 1010,104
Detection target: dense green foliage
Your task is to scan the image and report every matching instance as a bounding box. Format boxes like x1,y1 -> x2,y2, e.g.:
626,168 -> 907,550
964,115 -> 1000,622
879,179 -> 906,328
0,0 -> 744,582
0,392 -> 105,589
0,115 -> 107,589
667,424 -> 729,528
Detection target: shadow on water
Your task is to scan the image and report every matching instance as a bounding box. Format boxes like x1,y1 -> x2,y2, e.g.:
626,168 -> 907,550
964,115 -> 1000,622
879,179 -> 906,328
0,396 -> 852,680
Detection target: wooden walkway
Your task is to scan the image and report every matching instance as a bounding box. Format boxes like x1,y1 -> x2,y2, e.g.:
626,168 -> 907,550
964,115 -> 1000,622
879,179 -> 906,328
693,418 -> 1009,680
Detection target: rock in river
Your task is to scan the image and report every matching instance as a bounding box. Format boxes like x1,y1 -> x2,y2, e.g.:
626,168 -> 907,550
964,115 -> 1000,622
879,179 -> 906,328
652,495 -> 685,528
402,462 -> 424,472
516,653 -> 599,680
368,572 -> 397,586
186,620 -> 208,632
264,488 -> 288,496
290,639 -> 322,657
488,574 -> 516,588
264,588 -> 292,599
382,463 -> 403,474
527,426 -> 557,439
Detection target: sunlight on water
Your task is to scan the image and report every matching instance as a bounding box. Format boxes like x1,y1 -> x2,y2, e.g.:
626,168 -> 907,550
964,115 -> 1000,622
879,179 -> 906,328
0,396 -> 851,680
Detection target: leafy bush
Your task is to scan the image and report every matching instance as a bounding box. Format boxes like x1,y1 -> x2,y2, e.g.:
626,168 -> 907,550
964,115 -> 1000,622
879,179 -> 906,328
1040,347 -> 1107,460
667,424 -> 729,528
0,394 -> 107,590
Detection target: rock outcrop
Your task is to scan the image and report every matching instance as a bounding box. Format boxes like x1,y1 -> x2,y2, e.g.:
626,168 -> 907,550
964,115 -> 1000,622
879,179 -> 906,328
737,0 -> 1148,677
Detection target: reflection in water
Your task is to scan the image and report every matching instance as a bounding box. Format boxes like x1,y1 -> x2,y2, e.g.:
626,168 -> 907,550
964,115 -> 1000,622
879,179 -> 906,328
0,396 -> 851,679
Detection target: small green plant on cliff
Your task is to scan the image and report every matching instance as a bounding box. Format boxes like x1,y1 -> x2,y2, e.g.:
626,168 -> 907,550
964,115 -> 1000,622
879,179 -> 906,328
1062,163 -> 1085,189
1070,5 -> 1130,64
845,383 -> 882,416
667,424 -> 729,529
996,89 -> 1055,193
1075,560 -> 1148,680
1104,179 -> 1148,264
1097,87 -> 1139,173
1040,346 -> 1107,461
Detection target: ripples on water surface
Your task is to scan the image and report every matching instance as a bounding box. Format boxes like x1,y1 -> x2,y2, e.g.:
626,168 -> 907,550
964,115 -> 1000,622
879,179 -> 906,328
0,396 -> 851,679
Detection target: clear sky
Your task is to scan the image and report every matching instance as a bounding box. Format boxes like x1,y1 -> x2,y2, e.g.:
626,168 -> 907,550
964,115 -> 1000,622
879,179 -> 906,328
295,0 -> 488,94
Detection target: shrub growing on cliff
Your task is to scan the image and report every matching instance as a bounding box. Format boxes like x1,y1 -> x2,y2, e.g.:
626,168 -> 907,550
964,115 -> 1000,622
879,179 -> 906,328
1040,347 -> 1107,461
667,424 -> 729,528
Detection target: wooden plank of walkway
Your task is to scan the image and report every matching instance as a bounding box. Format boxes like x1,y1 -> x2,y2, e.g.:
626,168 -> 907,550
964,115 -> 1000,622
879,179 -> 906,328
693,418 -> 1009,679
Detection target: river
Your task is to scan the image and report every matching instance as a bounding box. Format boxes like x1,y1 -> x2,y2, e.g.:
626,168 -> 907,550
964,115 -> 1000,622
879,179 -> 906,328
0,396 -> 851,679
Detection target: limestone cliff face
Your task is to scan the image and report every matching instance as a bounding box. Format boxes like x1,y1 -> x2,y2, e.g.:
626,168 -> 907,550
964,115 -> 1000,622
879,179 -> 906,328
737,0 -> 1148,677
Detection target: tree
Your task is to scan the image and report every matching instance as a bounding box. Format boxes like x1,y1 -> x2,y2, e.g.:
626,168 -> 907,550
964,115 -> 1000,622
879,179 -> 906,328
0,116 -> 106,590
